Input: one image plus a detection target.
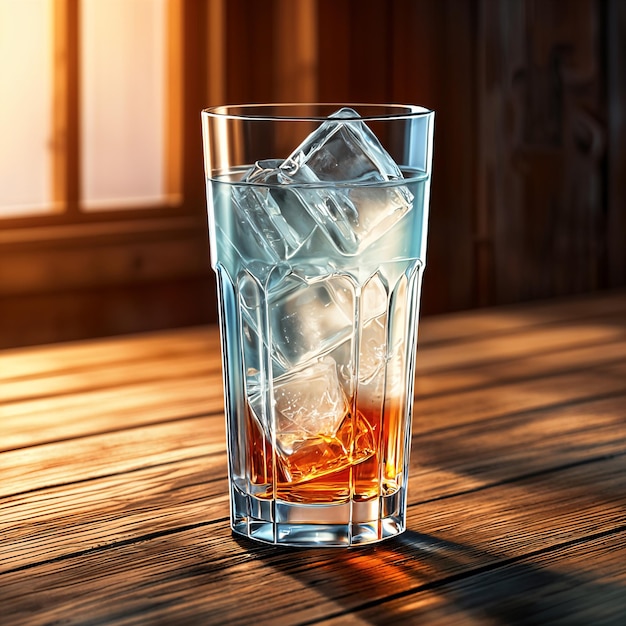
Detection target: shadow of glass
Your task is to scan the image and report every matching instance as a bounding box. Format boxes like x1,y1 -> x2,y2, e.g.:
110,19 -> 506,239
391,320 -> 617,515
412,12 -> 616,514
230,529 -> 626,625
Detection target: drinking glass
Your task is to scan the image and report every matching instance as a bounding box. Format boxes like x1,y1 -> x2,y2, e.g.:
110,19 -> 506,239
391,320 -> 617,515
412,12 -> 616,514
202,104 -> 434,546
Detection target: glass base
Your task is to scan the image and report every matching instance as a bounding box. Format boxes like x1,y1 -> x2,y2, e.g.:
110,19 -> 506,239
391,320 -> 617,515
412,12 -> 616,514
231,484 -> 406,547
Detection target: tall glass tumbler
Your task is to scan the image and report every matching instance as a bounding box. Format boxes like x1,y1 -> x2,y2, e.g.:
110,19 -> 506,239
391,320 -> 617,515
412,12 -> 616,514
202,104 -> 434,546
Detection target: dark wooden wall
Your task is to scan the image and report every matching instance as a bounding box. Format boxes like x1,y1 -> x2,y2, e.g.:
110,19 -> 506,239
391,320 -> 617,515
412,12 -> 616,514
478,0 -> 624,305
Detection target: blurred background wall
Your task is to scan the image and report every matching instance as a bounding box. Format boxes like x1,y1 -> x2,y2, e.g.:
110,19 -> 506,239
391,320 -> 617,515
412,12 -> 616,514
0,0 -> 624,348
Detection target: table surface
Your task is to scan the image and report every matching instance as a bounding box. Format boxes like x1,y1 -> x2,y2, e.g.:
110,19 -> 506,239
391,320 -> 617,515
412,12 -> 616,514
2,291 -> 625,625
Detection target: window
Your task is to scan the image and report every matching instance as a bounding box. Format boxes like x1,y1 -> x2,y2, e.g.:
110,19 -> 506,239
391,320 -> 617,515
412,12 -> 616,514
0,0 -> 212,348
0,0 -> 182,218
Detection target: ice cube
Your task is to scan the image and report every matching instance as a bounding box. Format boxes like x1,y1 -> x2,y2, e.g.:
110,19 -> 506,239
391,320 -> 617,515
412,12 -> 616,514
276,410 -> 376,484
272,354 -> 376,484
281,107 -> 414,255
282,107 -> 403,182
232,159 -> 317,260
246,354 -> 376,485
273,356 -> 348,454
268,271 -> 356,369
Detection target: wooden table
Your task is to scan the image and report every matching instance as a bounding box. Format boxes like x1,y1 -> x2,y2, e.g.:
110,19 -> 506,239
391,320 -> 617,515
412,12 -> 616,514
2,291 -> 625,625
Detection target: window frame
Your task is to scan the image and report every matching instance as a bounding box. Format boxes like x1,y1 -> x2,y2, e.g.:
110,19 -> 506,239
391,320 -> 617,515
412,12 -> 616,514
1,0 -> 192,228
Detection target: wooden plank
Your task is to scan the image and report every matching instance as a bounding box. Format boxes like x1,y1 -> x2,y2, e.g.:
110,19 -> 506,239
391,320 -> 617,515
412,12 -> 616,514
3,379 -> 623,502
390,0 -> 440,109
416,338 -> 626,398
3,330 -> 622,428
0,456 -> 229,572
346,0 -> 392,102
414,394 -> 626,500
0,414 -> 225,499
414,361 -> 626,434
315,0 -> 352,102
205,0 -> 226,107
0,326 -> 217,381
2,308 -> 621,405
416,312 -> 625,373
225,0 -> 276,104
418,290 -> 626,345
274,0 -> 317,103
0,220 -> 215,349
2,385 -> 623,508
180,0 -> 209,210
0,231 -> 210,296
422,0 -> 477,312
2,343 -> 623,454
2,292 -> 622,387
0,374 -> 224,452
0,350 -> 218,408
321,531 -> 626,625
1,456 -> 624,624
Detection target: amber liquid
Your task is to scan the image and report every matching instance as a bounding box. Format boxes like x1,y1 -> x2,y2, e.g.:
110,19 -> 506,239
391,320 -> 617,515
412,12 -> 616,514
246,394 -> 406,504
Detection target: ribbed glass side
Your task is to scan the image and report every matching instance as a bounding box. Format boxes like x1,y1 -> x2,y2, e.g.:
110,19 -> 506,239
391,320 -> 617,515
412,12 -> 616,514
207,144 -> 430,546
216,258 -> 423,546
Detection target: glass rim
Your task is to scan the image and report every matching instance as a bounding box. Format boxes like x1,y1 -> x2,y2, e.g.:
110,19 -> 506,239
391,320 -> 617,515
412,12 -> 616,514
202,102 -> 434,122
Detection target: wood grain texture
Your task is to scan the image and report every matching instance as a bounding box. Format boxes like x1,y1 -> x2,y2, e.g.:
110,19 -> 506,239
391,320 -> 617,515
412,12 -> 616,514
478,0 -> 611,304
606,0 -> 626,288
1,291 -> 625,625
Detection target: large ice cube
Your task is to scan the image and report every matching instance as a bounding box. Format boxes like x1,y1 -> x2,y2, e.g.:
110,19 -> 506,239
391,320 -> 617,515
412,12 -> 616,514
273,356 -> 348,454
231,108 -> 413,259
281,107 -> 414,255
232,159 -> 317,261
283,107 -> 403,182
268,271 -> 355,369
269,355 -> 377,484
